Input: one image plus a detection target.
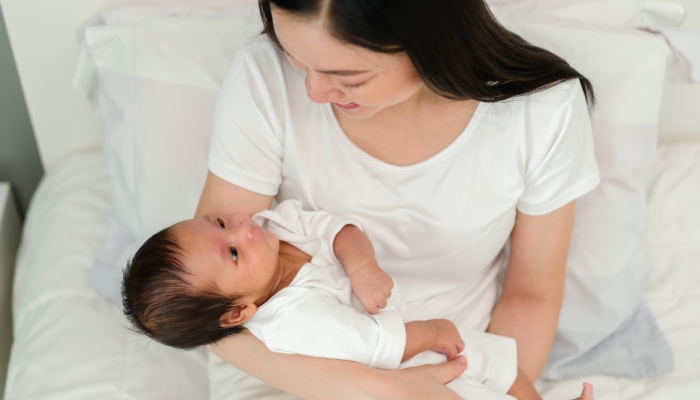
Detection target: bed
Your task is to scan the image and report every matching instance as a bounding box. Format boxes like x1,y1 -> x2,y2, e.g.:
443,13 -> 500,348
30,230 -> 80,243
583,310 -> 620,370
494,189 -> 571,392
1,0 -> 699,399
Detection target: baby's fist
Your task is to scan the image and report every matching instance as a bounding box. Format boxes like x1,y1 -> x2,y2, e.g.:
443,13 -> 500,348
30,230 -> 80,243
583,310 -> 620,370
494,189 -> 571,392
427,319 -> 465,360
349,263 -> 394,315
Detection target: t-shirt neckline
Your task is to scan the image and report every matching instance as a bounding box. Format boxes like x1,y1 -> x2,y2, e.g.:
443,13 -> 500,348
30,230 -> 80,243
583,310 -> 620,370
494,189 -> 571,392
323,100 -> 490,174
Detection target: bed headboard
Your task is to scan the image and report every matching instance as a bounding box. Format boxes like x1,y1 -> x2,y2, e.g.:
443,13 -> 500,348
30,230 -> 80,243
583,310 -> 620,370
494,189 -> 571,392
1,0 -> 698,170
0,0 -> 255,170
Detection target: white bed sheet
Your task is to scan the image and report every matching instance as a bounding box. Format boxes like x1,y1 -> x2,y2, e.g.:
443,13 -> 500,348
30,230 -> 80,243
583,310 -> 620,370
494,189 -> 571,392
4,144 -> 700,400
4,151 -> 208,400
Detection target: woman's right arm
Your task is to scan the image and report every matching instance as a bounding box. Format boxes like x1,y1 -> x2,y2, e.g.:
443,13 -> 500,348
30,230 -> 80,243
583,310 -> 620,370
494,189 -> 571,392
208,332 -> 468,400
196,172 -> 467,399
195,172 -> 274,218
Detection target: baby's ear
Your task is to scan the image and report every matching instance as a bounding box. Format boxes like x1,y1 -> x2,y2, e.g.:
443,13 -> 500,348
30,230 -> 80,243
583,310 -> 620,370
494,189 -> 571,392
219,304 -> 257,328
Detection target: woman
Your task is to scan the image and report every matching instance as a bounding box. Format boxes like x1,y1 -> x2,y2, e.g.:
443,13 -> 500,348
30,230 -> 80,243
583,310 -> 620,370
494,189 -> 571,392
196,0 -> 599,398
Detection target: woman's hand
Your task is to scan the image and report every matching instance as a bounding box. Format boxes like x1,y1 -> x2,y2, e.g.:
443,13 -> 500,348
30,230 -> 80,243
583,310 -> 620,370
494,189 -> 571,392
208,332 -> 468,400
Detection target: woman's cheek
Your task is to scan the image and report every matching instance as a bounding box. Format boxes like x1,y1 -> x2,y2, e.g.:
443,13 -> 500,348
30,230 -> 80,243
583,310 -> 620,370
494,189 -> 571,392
286,56 -> 306,72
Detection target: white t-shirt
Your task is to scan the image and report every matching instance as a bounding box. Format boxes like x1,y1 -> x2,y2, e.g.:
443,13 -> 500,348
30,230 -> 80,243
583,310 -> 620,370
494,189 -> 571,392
209,37 -> 600,332
245,200 -> 517,399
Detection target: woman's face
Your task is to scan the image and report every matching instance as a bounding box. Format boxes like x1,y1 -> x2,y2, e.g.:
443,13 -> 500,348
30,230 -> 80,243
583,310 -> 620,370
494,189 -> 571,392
271,7 -> 426,119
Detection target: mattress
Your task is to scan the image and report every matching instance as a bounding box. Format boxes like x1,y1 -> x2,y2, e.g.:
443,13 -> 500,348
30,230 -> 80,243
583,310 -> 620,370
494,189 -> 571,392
4,144 -> 700,399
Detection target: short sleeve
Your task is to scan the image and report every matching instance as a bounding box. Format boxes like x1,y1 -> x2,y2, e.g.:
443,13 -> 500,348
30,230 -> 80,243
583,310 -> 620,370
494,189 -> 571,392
208,39 -> 288,196
261,288 -> 406,370
253,200 -> 364,264
516,81 -> 600,215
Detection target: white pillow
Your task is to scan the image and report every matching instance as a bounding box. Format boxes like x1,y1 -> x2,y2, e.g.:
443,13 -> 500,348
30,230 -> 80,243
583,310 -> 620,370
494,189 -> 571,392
499,15 -> 674,379
73,5 -> 263,305
75,4 -> 673,381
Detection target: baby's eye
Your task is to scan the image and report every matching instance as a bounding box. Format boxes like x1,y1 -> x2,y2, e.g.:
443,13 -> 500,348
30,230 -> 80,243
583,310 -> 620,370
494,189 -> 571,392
230,247 -> 238,262
217,218 -> 225,229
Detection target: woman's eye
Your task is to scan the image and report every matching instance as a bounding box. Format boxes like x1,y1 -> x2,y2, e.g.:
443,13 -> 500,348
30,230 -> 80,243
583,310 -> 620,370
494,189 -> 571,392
217,218 -> 225,229
341,82 -> 367,90
230,247 -> 238,262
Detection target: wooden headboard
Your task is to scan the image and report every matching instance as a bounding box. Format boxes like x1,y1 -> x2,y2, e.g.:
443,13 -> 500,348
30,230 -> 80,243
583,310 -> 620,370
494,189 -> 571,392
1,0 -> 698,170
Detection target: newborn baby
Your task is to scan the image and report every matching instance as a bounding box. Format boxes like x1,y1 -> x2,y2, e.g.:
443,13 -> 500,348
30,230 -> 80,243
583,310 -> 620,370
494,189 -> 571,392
122,200 -> 592,400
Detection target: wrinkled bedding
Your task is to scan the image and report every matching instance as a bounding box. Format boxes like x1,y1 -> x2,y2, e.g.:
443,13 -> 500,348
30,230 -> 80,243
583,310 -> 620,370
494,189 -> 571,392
4,144 -> 700,399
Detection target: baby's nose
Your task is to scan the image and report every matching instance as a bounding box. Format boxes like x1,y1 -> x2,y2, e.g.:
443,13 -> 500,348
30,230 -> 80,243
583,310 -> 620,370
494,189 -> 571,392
231,223 -> 254,240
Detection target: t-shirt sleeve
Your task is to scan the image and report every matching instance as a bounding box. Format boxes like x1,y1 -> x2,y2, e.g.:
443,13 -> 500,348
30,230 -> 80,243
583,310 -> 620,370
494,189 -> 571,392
261,288 -> 406,370
516,81 -> 600,216
207,40 -> 288,196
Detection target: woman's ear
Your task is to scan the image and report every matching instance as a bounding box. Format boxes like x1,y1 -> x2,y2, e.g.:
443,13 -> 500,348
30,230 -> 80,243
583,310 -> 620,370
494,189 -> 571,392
219,304 -> 258,328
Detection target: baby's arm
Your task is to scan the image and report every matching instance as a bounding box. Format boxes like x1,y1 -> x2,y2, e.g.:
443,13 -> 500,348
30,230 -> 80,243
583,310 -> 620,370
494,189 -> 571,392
334,225 -> 394,314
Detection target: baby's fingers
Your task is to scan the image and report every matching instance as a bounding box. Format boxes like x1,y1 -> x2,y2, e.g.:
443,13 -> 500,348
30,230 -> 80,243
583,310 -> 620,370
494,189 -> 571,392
365,303 -> 379,315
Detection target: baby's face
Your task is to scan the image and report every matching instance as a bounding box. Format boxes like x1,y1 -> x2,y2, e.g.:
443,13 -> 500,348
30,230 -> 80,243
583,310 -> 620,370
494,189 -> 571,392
172,213 -> 280,304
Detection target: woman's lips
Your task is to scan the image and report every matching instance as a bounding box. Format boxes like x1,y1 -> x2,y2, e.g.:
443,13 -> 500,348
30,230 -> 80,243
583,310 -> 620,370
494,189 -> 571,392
333,102 -> 360,110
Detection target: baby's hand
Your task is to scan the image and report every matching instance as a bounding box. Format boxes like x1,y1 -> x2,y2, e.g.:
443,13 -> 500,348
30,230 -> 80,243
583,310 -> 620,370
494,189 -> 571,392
427,319 -> 465,360
572,383 -> 594,400
348,262 -> 394,315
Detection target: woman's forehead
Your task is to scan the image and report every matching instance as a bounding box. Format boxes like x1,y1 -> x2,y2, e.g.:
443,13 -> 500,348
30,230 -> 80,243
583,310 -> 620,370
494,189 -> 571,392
271,8 -> 385,72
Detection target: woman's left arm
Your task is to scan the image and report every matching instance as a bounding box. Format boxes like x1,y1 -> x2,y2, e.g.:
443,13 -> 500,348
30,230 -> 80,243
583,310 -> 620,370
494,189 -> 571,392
487,201 -> 577,382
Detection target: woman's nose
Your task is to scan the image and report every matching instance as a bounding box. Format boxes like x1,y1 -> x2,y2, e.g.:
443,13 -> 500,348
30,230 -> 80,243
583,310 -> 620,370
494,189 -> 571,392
305,71 -> 343,104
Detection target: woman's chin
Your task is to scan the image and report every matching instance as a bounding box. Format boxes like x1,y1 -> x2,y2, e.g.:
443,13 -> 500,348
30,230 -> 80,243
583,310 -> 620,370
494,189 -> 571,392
333,104 -> 380,120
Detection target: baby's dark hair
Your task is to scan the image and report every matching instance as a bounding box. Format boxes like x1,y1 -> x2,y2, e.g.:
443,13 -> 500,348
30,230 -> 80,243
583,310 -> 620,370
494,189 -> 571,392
122,225 -> 243,349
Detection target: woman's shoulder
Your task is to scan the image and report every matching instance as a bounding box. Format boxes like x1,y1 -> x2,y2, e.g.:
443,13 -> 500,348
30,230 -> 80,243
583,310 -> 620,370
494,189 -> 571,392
228,35 -> 286,74
483,79 -> 589,133
507,79 -> 585,115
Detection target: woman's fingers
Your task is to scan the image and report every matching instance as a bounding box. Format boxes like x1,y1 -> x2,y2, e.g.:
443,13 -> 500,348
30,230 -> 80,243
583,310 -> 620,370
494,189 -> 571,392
424,355 -> 467,384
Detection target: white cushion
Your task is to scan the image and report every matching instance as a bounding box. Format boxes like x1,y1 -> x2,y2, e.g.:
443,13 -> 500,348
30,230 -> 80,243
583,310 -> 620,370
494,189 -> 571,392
72,5 -> 262,305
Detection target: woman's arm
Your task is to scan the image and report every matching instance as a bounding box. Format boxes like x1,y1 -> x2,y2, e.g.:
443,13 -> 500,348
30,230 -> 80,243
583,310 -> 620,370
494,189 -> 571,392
197,172 -> 467,398
487,201 -> 577,382
195,172 -> 274,218
209,330 -> 467,400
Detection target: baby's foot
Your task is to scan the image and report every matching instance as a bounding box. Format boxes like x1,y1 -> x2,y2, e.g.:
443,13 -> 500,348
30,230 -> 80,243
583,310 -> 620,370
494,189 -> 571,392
572,382 -> 594,400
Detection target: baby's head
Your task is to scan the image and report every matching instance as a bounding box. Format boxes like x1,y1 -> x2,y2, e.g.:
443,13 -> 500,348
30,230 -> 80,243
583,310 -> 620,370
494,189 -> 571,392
122,213 -> 280,349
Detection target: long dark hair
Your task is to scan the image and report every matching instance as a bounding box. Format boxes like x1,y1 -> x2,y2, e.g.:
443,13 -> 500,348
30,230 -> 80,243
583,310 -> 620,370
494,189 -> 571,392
259,0 -> 594,105
122,227 -> 244,350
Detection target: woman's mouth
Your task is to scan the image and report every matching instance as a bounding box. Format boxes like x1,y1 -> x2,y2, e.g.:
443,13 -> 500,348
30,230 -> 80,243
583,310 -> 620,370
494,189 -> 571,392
333,102 -> 360,110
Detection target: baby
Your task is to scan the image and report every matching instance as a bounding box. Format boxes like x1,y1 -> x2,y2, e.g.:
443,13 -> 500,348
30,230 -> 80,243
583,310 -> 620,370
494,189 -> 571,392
122,199 -> 592,400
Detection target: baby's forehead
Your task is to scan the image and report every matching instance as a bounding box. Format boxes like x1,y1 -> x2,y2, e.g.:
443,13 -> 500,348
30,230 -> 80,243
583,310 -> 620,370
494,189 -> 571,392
168,219 -> 220,285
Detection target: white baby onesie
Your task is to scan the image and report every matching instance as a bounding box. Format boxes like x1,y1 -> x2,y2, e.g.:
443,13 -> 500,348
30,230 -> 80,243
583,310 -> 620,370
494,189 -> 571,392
243,200 -> 518,400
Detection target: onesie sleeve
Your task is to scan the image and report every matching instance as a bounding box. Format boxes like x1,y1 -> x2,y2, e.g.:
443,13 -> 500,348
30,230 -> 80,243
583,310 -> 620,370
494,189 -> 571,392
207,39 -> 288,196
456,329 -> 518,393
516,81 -> 600,215
261,288 -> 406,369
272,199 -> 364,264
